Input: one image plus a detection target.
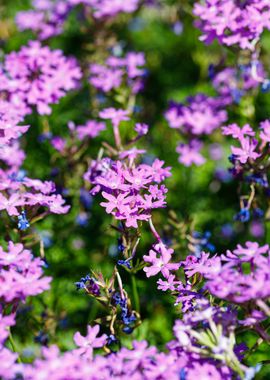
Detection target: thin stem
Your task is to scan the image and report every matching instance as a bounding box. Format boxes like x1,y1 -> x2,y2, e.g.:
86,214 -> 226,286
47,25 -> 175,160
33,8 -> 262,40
8,328 -> 22,364
115,271 -> 125,300
256,299 -> 270,317
254,324 -> 270,343
247,184 -> 255,209
113,125 -> 122,149
131,237 -> 140,259
149,218 -> 162,242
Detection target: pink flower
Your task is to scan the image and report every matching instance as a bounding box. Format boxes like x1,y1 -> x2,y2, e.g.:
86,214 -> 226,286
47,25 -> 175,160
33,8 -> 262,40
223,241 -> 269,263
143,243 -> 180,278
231,137 -> 260,164
0,241 -> 51,302
0,312 -> 15,345
100,191 -> 129,214
0,100 -> 29,144
99,108 -> 130,127
0,193 -> 23,216
157,274 -> 180,291
0,40 -> 82,116
73,325 -> 107,358
166,94 -> 227,135
222,123 -> 255,139
135,123 -> 149,136
51,136 -> 66,153
89,63 -> 123,92
0,348 -> 19,379
176,140 -> 205,167
182,252 -> 221,278
76,121 -> 106,140
259,120 -> 270,142
119,148 -> 146,160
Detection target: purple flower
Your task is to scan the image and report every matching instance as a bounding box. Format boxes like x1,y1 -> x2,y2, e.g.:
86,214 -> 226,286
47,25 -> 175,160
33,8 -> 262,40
143,243 -> 180,278
134,123 -> 149,136
222,123 -> 255,139
194,0 -> 270,50
0,241 -> 51,302
231,137 -> 260,164
76,121 -> 106,140
165,95 -> 227,135
0,311 -> 15,345
0,41 -> 82,115
0,348 -> 19,379
86,158 -> 171,228
73,325 -> 107,358
99,108 -> 130,127
176,140 -> 206,167
89,52 -> 145,94
51,137 -> 66,153
259,120 -> 270,142
204,242 -> 270,303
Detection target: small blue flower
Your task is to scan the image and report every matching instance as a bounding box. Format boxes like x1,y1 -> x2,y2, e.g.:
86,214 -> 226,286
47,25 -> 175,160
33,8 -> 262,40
231,88 -> 244,104
172,21 -> 183,36
179,368 -> 186,380
9,170 -> 26,182
228,154 -> 237,164
122,314 -> 136,326
76,212 -> 88,227
38,132 -> 52,143
208,64 -> 215,79
117,259 -> 132,269
246,173 -> 268,187
117,237 -> 125,253
112,292 -> 122,305
253,208 -> 264,219
17,211 -> 30,230
107,334 -> 117,345
221,223 -> 234,238
261,79 -> 270,93
74,281 -> 85,290
80,189 -> 93,210
34,331 -> 49,345
234,208 -> 250,223
244,364 -> 262,380
122,326 -> 133,334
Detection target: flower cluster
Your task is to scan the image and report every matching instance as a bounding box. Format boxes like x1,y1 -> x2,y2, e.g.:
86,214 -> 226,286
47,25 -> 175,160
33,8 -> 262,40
165,94 -> 227,166
45,119 -> 106,156
0,241 -> 51,302
85,157 -> 171,228
223,121 -> 270,222
16,0 -> 141,39
0,241 -> 51,379
212,62 -> 265,104
0,170 -> 70,223
0,101 -> 29,145
89,52 -> 145,94
0,40 -> 82,115
16,336 -> 243,380
194,0 -> 270,50
75,270 -> 139,336
204,242 -> 270,304
176,241 -> 270,324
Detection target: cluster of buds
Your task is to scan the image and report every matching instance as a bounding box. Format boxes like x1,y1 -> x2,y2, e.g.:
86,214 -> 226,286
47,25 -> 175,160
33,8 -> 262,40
75,268 -> 140,340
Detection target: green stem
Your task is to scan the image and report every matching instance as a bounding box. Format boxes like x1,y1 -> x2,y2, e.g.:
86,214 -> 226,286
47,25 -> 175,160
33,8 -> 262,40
8,329 -> 22,364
